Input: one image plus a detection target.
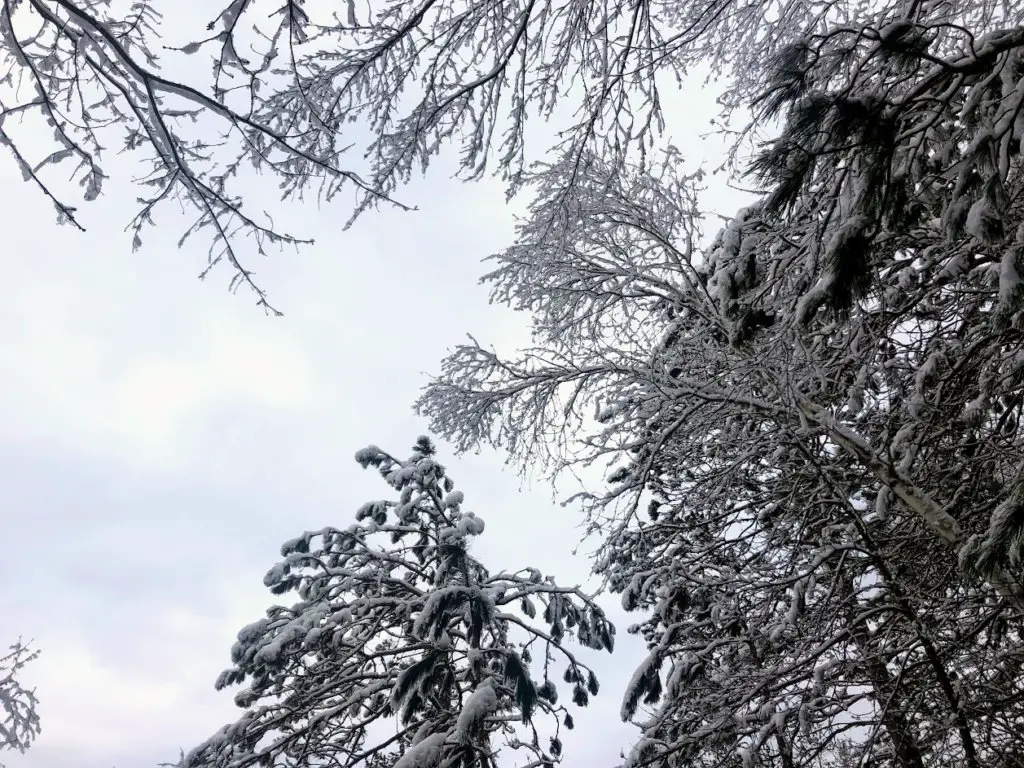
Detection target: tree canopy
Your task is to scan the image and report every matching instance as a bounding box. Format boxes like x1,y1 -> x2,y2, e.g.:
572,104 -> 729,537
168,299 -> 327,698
6,1 -> 1020,307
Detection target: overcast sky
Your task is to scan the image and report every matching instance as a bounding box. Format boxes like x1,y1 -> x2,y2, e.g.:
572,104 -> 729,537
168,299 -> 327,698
0,9 -> 743,765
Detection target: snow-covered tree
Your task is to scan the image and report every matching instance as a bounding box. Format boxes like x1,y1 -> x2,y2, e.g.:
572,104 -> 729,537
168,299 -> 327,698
0,640 -> 40,763
185,437 -> 614,768
8,0 -> 1021,307
417,111 -> 1024,764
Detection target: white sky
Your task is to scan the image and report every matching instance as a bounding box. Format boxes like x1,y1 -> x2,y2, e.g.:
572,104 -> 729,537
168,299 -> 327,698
0,6 -> 745,766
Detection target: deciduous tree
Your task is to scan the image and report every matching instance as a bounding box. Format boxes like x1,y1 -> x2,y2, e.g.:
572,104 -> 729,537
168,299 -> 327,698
8,1 -> 1021,307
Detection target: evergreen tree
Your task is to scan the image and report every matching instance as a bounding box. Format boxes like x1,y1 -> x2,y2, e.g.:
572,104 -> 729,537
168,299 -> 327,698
0,640 -> 40,764
185,437 -> 613,768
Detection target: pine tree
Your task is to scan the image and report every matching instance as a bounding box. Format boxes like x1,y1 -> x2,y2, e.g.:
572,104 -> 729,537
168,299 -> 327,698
184,437 -> 613,768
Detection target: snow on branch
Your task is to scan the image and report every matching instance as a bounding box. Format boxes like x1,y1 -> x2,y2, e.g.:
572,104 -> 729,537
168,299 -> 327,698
185,437 -> 613,768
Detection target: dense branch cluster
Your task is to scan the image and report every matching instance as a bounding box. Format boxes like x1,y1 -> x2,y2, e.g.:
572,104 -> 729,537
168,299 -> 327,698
416,5 -> 1024,766
5,1 -> 1019,306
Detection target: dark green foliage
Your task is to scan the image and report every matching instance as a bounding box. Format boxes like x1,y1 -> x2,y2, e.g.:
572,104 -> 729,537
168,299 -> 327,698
571,685 -> 589,707
960,495 -> 1024,581
754,42 -> 814,119
824,217 -> 875,315
750,141 -> 816,217
393,651 -> 443,720
549,737 -> 562,757
503,653 -> 537,723
537,681 -> 558,703
620,654 -> 664,722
